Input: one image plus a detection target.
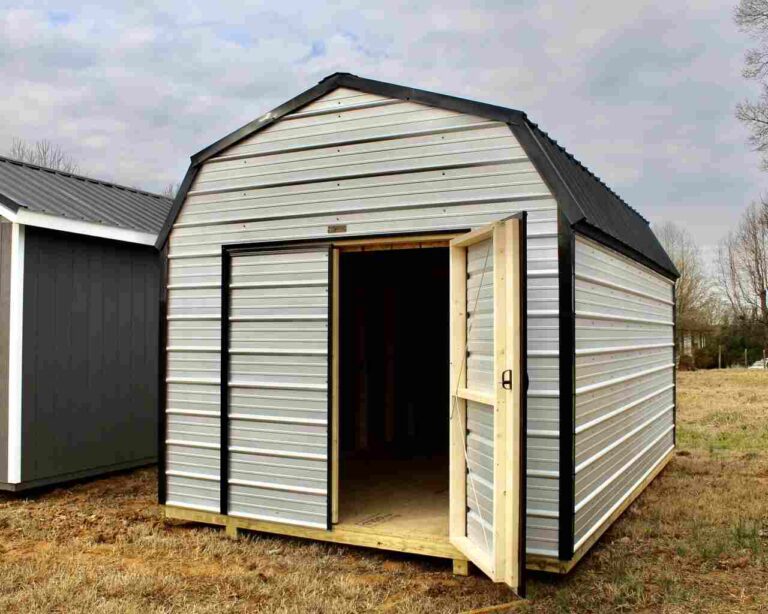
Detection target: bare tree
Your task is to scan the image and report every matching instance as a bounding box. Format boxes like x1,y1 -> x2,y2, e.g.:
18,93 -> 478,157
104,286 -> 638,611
162,182 -> 179,199
654,222 -> 713,343
717,201 -> 768,326
735,0 -> 768,167
8,138 -> 80,173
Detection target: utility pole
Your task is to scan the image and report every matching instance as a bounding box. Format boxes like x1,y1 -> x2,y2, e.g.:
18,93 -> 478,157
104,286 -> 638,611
718,345 -> 722,370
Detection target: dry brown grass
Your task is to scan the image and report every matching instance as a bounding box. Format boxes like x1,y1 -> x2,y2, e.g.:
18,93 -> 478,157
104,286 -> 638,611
0,370 -> 767,612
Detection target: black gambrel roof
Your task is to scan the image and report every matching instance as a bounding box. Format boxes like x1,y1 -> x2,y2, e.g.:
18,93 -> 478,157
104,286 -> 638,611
157,73 -> 678,279
0,155 -> 172,235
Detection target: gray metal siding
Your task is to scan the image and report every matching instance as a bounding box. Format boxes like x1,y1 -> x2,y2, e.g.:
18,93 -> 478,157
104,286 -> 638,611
227,248 -> 329,527
466,400 -> 495,556
466,238 -> 494,392
573,235 -> 675,550
20,226 -> 159,483
165,87 -> 560,554
0,222 -> 11,482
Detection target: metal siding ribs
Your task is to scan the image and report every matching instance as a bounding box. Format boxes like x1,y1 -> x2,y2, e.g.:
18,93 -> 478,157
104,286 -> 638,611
573,235 -> 674,550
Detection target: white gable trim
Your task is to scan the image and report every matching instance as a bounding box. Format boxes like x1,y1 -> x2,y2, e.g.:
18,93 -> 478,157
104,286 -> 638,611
0,202 -> 156,246
7,222 -> 24,483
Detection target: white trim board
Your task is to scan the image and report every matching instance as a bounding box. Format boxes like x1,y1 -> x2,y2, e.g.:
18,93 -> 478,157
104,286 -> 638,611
7,222 -> 24,483
0,202 -> 156,246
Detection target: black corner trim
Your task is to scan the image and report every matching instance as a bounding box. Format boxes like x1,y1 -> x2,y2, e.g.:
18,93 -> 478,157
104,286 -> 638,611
557,211 -> 576,561
157,242 -> 169,504
517,211 -> 528,597
220,247 -> 232,515
155,165 -> 199,250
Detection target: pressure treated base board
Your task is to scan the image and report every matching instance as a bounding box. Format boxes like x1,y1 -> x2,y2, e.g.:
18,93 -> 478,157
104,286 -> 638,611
164,449 -> 674,575
164,505 -> 465,560
526,449 -> 675,574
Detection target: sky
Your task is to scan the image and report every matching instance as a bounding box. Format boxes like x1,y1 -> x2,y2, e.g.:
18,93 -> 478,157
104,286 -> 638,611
0,1 -> 763,262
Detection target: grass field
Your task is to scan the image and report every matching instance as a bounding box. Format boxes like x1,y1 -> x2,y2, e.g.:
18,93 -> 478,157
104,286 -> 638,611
1,370 -> 767,612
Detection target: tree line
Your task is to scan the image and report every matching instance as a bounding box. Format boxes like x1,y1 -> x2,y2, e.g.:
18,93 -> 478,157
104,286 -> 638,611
655,202 -> 768,369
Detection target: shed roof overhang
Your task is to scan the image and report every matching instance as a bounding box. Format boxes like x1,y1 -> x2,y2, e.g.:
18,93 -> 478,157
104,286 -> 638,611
0,197 -> 157,245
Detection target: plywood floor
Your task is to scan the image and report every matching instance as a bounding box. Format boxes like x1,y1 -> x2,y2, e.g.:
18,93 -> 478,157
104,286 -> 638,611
337,456 -> 449,537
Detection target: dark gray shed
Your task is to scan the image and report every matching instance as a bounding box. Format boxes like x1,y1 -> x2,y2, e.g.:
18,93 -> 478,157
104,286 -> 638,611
0,155 -> 172,491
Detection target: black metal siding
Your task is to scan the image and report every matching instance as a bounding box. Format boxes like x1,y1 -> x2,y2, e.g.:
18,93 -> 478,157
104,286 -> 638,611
20,226 -> 158,484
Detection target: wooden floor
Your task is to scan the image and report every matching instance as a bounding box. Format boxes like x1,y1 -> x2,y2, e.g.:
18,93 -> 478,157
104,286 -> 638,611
337,455 -> 449,538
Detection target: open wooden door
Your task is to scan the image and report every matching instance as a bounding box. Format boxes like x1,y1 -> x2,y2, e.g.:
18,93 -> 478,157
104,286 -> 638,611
449,214 -> 526,596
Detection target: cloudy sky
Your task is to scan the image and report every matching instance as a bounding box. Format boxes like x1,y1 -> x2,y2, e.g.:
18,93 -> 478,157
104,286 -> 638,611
0,1 -> 762,260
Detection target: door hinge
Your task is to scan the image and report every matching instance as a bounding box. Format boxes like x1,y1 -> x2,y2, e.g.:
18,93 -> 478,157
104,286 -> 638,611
501,369 -> 513,390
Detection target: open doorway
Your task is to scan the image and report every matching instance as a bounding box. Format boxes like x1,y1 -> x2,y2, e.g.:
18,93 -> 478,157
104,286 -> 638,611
337,247 -> 450,537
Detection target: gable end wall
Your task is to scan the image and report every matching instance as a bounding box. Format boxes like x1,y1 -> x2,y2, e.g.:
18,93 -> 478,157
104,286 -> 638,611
165,87 -> 562,556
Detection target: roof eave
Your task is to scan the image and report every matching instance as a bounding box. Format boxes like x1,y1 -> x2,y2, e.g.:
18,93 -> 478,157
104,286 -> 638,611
573,219 -> 680,280
0,198 -> 157,246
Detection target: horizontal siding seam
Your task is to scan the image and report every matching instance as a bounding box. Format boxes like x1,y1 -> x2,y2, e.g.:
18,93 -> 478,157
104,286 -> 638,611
575,310 -> 673,326
175,193 -> 554,230
229,445 -> 326,461
188,157 -> 530,198
574,445 -> 674,551
227,478 -> 327,496
229,413 -> 327,427
575,404 -> 674,474
575,364 -> 674,396
575,271 -> 674,305
574,425 -> 674,513
575,383 -> 675,434
576,343 -> 674,357
215,120 -> 501,161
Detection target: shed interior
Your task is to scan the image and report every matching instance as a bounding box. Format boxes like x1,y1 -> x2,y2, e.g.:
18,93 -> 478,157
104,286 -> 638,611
337,247 -> 450,538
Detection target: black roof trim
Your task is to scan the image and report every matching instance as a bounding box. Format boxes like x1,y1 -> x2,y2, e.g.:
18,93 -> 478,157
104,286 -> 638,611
155,73 -> 679,279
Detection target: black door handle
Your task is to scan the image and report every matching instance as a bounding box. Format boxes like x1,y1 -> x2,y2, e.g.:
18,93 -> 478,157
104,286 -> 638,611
501,369 -> 512,390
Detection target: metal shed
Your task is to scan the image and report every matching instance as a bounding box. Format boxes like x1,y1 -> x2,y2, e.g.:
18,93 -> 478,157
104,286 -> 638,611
0,156 -> 172,491
156,74 -> 678,594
